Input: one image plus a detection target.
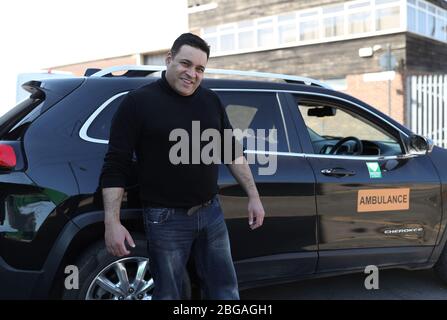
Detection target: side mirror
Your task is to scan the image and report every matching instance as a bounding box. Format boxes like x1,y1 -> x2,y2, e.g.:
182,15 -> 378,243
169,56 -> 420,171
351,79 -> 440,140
406,134 -> 434,155
307,106 -> 336,117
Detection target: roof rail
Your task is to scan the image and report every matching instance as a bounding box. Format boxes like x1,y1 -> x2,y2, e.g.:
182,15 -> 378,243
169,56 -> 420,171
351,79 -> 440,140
89,65 -> 330,88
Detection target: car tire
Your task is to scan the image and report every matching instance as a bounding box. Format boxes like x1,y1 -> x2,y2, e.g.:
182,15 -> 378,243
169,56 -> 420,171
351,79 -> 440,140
61,237 -> 191,300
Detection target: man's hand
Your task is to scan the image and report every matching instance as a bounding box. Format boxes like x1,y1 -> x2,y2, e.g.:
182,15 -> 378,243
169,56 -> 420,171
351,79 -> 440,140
103,187 -> 135,257
248,196 -> 265,230
105,223 -> 136,257
227,156 -> 265,230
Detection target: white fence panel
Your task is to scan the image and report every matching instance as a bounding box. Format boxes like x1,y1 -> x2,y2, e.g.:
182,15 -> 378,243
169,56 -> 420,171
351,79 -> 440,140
407,74 -> 447,148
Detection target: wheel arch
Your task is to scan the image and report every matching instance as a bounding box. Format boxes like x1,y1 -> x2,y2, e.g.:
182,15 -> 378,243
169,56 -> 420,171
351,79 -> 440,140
33,210 -> 145,298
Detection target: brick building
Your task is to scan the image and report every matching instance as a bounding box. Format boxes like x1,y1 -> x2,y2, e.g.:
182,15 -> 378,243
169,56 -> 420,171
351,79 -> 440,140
189,0 -> 447,125
53,0 -> 447,126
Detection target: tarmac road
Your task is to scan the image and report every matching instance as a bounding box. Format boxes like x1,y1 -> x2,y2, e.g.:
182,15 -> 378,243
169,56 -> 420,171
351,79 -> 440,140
240,269 -> 447,300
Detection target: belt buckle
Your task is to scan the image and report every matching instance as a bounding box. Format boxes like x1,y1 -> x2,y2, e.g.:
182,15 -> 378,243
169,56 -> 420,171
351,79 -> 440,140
186,199 -> 214,216
186,204 -> 201,216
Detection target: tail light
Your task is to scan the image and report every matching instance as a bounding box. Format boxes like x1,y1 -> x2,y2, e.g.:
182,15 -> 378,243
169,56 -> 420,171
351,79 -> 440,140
0,144 -> 17,169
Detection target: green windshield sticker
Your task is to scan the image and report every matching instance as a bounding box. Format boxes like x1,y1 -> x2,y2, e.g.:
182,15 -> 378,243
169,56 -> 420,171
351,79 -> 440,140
366,162 -> 382,178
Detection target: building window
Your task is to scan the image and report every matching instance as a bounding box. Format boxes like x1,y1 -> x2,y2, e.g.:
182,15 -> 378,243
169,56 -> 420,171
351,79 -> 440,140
324,15 -> 344,37
278,13 -> 297,44
257,28 -> 274,47
348,11 -> 372,34
200,0 -> 446,57
299,10 -> 319,41
300,20 -> 319,40
278,13 -> 296,23
279,24 -> 296,44
375,0 -> 399,4
417,2 -> 427,34
204,36 -> 218,52
348,0 -> 370,10
427,13 -> 436,37
143,53 -> 166,66
218,24 -> 236,52
238,20 -> 254,28
427,6 -> 436,37
407,0 -> 447,41
436,9 -> 445,41
238,30 -> 255,49
322,3 -> 345,15
376,7 -> 400,31
203,26 -> 217,34
408,5 -> 417,32
257,18 -> 275,47
347,1 -> 372,34
236,20 -> 255,50
203,26 -> 218,52
322,4 -> 345,38
220,33 -> 235,51
438,21 -> 445,43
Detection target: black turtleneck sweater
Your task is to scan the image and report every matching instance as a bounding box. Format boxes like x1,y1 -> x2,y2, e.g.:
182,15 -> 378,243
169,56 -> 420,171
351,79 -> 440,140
100,73 -> 238,208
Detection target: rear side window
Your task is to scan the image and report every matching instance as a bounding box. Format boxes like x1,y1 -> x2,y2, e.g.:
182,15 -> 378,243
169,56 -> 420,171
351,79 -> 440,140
86,93 -> 127,141
0,95 -> 44,140
217,91 -> 289,152
86,90 -> 290,153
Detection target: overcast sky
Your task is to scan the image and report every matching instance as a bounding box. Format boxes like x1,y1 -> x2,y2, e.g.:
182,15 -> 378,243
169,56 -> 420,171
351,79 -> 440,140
0,0 -> 188,114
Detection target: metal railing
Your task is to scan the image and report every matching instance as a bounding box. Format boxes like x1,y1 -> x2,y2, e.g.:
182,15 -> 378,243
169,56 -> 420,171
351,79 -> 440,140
407,74 -> 447,148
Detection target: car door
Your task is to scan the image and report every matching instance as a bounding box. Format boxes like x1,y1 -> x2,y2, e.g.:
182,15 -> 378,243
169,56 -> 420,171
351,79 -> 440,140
284,92 -> 442,273
213,89 -> 318,284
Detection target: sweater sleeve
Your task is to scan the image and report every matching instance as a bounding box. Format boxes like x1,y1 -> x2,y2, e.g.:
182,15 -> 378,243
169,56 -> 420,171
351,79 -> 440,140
100,93 -> 141,188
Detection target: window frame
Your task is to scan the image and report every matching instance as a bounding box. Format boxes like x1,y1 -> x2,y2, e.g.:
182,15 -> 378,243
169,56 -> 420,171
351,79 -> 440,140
79,88 -> 412,161
214,90 -> 292,153
80,89 -> 297,154
286,93 -> 407,158
79,91 -> 129,144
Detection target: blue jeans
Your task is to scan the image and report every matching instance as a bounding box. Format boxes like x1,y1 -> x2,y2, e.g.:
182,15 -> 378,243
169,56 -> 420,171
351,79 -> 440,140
142,195 -> 239,300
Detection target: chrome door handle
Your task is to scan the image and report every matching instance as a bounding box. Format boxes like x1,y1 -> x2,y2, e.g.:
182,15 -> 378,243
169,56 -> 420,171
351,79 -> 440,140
321,168 -> 356,177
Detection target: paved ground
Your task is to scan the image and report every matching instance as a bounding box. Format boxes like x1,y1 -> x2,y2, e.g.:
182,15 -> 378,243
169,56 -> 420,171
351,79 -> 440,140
240,269 -> 447,299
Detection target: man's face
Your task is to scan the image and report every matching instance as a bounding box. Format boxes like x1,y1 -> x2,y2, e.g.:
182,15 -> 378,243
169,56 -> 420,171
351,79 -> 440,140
165,45 -> 208,96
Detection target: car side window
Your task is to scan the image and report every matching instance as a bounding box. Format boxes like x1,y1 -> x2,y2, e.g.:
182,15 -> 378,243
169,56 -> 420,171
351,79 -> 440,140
87,94 -> 127,141
216,91 -> 289,152
297,99 -> 404,156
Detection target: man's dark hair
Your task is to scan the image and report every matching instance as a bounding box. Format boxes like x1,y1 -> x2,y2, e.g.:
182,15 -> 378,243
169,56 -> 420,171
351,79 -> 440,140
170,33 -> 210,60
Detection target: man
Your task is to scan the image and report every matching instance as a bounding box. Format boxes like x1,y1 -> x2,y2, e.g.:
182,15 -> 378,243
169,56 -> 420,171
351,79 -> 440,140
101,33 -> 265,300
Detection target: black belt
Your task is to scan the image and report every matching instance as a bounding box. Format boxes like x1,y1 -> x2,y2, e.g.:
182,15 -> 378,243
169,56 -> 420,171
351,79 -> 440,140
186,199 -> 213,216
142,198 -> 214,216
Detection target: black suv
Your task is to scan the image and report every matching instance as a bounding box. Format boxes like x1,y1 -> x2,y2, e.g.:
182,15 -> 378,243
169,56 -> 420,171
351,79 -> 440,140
1,66 -> 447,300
